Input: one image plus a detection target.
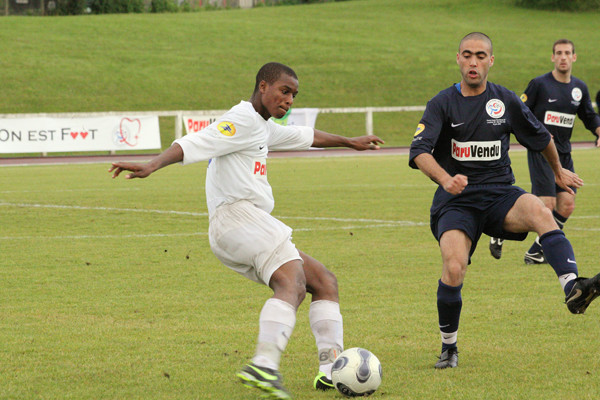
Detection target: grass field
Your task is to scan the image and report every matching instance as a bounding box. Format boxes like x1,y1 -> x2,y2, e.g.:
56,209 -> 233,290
1,0 -> 599,150
2,148 -> 600,399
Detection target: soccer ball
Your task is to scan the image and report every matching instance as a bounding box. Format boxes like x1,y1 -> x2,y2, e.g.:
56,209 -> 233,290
331,347 -> 382,397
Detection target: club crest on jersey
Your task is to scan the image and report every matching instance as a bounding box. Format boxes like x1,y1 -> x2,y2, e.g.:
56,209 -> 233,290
451,139 -> 501,161
414,123 -> 425,137
486,99 -> 505,119
571,88 -> 582,102
217,122 -> 236,137
520,94 -> 527,103
544,111 -> 575,128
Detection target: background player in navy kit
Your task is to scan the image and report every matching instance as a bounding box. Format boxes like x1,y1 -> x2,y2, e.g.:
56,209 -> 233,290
409,32 -> 600,370
489,39 -> 600,263
110,62 -> 384,399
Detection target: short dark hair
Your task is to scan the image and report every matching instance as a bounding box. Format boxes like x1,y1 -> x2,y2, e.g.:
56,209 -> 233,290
553,39 -> 575,54
253,62 -> 297,94
459,32 -> 493,55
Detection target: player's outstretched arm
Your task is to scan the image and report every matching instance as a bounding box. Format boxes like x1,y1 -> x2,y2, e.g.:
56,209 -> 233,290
540,139 -> 583,194
311,129 -> 384,150
109,143 -> 184,179
413,153 -> 468,195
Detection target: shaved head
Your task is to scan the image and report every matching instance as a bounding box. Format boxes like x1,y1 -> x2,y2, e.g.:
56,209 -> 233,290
459,32 -> 493,55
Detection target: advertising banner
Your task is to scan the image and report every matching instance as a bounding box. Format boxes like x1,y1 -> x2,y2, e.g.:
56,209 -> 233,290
183,109 -> 319,136
0,116 -> 161,153
183,115 -> 218,135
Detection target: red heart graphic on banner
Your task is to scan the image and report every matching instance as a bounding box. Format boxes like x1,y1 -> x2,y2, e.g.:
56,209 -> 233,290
119,118 -> 142,147
71,132 -> 78,139
80,132 -> 88,139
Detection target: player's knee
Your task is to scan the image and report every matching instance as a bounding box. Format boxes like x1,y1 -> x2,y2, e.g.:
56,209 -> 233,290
442,260 -> 466,286
534,203 -> 554,222
556,202 -> 575,218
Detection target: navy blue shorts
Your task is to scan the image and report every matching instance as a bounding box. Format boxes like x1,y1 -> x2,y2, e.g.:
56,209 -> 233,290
430,184 -> 529,259
527,150 -> 576,197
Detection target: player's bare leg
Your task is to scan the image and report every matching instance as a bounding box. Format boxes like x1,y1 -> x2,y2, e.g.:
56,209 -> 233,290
301,250 -> 343,390
525,193 -> 576,265
238,260 -> 305,400
435,230 -> 471,369
504,194 -> 600,313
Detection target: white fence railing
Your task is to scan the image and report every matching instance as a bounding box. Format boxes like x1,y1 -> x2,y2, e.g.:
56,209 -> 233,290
2,102 -> 597,156
0,106 -> 426,143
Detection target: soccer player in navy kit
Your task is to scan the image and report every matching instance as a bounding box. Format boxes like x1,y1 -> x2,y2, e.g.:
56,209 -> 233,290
489,39 -> 600,264
409,32 -> 600,369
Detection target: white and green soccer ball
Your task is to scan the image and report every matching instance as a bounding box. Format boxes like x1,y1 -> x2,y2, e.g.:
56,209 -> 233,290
331,347 -> 382,397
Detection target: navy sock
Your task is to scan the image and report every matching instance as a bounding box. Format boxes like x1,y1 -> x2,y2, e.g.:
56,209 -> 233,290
552,210 -> 568,230
539,230 -> 578,295
437,280 -> 462,351
527,236 -> 543,254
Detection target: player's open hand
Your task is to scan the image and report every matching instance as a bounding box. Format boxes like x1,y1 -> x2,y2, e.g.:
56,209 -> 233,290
109,162 -> 153,179
348,135 -> 385,151
556,168 -> 583,195
443,174 -> 468,195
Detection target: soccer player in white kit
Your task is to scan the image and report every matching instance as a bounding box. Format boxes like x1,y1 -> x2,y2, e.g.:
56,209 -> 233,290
109,62 -> 384,399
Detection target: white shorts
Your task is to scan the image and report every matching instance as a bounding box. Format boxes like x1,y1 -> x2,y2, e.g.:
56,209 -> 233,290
208,200 -> 302,285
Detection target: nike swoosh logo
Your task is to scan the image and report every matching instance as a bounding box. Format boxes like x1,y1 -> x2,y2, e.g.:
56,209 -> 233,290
567,258 -> 577,264
525,254 -> 545,262
259,145 -> 265,150
548,99 -> 558,102
567,289 -> 583,302
439,324 -> 450,328
451,122 -> 464,128
248,365 -> 278,381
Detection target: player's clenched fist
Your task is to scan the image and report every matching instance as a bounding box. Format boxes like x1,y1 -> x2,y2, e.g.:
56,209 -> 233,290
442,174 -> 468,195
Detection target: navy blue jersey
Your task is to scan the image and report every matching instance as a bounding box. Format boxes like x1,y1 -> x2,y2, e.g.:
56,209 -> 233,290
522,72 -> 600,154
409,82 -> 551,185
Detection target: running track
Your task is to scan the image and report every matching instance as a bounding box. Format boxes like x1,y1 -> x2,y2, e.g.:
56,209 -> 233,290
1,142 -> 597,166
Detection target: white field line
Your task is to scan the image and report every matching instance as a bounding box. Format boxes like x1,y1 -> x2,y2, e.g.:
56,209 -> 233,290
0,201 -> 426,225
0,202 -> 208,217
0,202 -> 426,240
2,202 -> 597,242
0,188 -> 140,194
0,232 -> 208,240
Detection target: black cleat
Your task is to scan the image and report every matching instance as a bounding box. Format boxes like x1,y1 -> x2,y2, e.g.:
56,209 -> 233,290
524,250 -> 547,265
565,273 -> 600,314
489,237 -> 504,260
237,363 -> 291,399
313,372 -> 334,391
434,347 -> 458,369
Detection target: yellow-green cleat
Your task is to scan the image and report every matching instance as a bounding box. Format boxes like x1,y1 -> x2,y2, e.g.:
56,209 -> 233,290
313,371 -> 335,391
237,363 -> 291,399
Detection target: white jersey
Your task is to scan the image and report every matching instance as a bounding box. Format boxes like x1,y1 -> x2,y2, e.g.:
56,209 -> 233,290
174,101 -> 314,216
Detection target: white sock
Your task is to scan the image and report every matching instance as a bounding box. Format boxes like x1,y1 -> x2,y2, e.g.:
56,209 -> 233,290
253,298 -> 296,371
559,273 -> 577,291
309,300 -> 344,378
441,330 -> 458,346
